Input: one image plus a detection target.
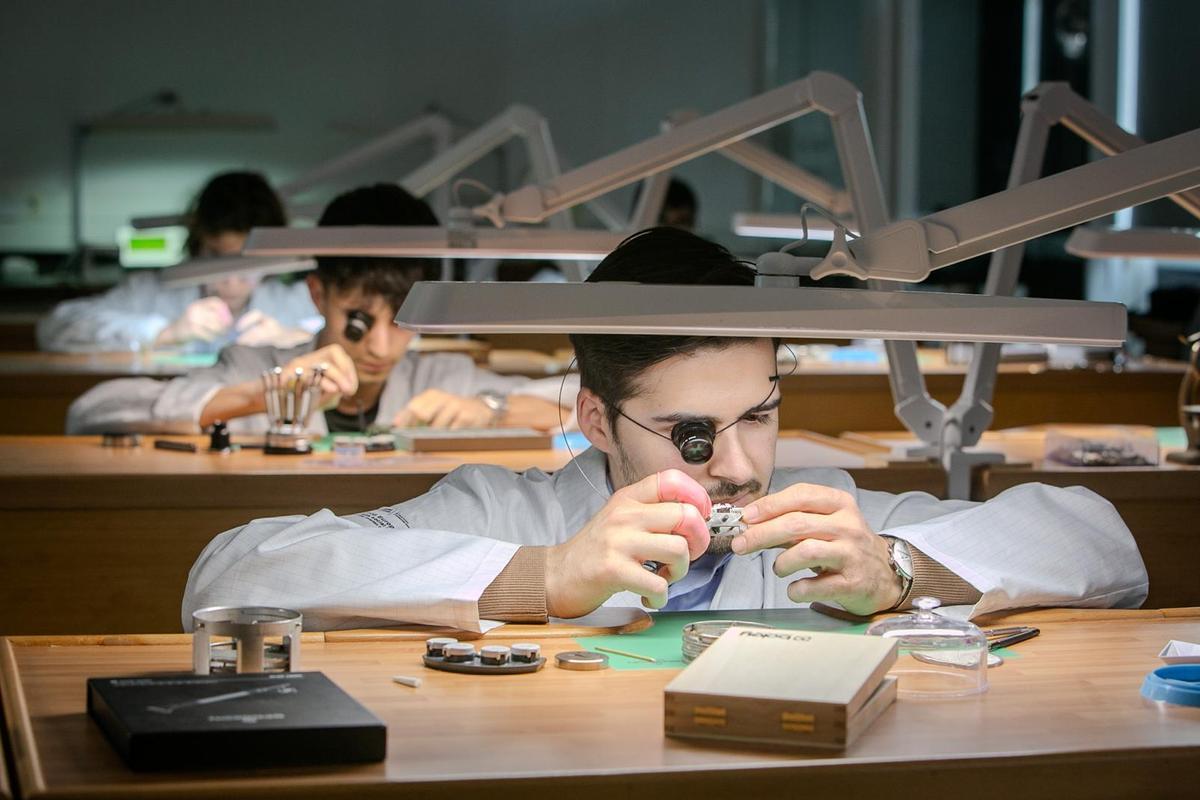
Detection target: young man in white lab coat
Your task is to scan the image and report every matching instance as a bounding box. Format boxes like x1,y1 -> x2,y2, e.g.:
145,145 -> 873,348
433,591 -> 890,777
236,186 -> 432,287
182,227 -> 1148,632
37,171 -> 319,353
67,185 -> 575,435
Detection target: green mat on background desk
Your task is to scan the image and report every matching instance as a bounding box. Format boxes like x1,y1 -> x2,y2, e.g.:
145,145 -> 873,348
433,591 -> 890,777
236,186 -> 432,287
1157,427 -> 1187,450
150,352 -> 219,368
574,608 -> 1022,671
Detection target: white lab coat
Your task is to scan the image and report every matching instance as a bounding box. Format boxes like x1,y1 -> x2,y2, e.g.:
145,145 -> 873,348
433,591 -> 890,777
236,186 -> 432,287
181,446 -> 1149,632
66,338 -> 580,435
36,271 -> 321,353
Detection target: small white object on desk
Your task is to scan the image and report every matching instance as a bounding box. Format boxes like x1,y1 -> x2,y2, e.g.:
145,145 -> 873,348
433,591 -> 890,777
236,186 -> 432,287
1159,640 -> 1200,665
392,674 -> 423,688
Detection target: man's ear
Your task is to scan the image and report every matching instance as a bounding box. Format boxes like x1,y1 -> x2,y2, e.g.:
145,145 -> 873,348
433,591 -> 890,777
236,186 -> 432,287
305,273 -> 325,313
576,387 -> 614,454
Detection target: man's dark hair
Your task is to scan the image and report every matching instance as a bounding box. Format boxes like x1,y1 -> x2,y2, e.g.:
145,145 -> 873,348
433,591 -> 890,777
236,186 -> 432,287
185,171 -> 287,256
315,184 -> 439,311
570,226 -> 769,433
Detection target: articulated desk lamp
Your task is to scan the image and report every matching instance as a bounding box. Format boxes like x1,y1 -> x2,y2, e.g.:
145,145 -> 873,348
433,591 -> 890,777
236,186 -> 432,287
135,112 -> 454,287
233,103 -> 659,283
912,82 -> 1200,494
1064,214 -> 1200,468
389,124 -> 1200,494
246,72 -> 934,458
648,108 -> 859,241
245,72 -> 1200,493
239,81 -> 878,270
394,103 -> 644,281
1065,225 -> 1200,464
132,111 -> 454,229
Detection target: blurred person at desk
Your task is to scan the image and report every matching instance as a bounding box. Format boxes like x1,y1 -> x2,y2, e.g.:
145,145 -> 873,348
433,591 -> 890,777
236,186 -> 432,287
182,227 -> 1147,633
67,184 -> 576,435
37,171 -> 319,353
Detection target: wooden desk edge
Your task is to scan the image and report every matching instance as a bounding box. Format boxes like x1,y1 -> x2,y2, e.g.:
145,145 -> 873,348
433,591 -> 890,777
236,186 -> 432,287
2,608 -> 1193,650
0,638 -> 43,797
4,612 -> 1200,800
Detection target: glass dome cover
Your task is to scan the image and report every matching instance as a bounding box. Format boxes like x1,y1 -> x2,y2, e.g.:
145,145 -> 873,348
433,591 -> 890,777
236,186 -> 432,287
867,596 -> 989,699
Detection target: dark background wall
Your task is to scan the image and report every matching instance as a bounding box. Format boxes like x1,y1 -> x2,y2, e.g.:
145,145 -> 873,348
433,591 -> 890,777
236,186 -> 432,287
0,0 -> 1197,308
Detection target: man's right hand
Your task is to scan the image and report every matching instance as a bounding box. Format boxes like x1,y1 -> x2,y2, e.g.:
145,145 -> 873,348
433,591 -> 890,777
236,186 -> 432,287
198,343 -> 359,429
155,297 -> 233,346
544,470 -> 713,619
280,344 -> 359,410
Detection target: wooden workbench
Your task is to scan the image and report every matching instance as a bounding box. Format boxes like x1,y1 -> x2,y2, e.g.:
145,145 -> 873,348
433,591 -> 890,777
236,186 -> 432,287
0,339 -> 494,436
2,609 -> 1198,799
0,348 -> 1183,435
774,356 -> 1183,431
2,430 -> 1197,634
0,433 -> 942,636
0,436 -> 576,636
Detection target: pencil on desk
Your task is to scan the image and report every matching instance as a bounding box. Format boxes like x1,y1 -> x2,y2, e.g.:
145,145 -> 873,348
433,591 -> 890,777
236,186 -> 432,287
594,646 -> 656,663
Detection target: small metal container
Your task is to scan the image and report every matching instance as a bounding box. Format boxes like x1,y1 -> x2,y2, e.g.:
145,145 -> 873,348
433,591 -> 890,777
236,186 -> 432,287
480,645 -> 511,666
555,650 -> 609,671
191,606 -> 303,675
511,643 -> 541,663
425,637 -> 458,657
443,642 -> 477,663
681,620 -> 775,663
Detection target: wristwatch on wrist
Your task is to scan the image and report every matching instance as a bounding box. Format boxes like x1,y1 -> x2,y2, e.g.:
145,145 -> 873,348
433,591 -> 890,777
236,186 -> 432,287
882,535 -> 914,608
477,390 -> 509,426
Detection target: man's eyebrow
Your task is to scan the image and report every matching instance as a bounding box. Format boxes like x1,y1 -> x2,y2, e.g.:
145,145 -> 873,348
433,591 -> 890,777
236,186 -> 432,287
745,396 -> 783,415
649,394 -> 782,425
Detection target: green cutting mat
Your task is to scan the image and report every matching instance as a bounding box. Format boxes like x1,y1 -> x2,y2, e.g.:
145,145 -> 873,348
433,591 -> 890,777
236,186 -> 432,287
574,608 -> 1022,671
575,608 -> 869,671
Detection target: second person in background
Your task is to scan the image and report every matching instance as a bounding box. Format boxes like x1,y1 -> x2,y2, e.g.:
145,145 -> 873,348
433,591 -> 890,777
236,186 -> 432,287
66,184 -> 577,435
37,171 -> 320,353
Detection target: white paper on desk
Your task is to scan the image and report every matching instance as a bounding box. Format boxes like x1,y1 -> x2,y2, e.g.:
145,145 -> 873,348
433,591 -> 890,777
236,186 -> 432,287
1159,640 -> 1200,664
775,438 -> 866,469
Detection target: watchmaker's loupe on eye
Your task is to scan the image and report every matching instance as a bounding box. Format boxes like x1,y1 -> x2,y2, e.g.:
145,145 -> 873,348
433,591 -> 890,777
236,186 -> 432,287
673,420 -> 716,464
343,309 -> 374,343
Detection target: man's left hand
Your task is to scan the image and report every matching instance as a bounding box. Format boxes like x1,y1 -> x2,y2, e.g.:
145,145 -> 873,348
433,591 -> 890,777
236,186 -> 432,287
393,389 -> 493,429
730,483 -> 902,615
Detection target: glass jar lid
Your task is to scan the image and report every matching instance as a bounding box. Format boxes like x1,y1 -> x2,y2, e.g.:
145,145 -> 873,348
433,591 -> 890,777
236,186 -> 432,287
867,597 -> 990,699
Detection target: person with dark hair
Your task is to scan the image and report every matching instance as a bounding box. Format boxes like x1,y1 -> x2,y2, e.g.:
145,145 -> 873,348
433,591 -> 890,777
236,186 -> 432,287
659,178 -> 698,229
181,226 -> 1146,632
628,177 -> 698,231
37,171 -> 318,353
67,184 -> 575,435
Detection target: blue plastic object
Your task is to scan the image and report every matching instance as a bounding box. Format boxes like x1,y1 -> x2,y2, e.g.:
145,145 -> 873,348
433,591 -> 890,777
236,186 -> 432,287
1140,664 -> 1200,707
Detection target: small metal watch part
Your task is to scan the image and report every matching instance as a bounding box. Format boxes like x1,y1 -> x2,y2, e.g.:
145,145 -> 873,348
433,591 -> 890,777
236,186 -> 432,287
510,643 -> 541,663
443,642 -> 477,663
101,432 -> 142,448
425,637 -> 458,657
707,503 -> 746,536
555,650 -> 609,671
480,645 -> 511,666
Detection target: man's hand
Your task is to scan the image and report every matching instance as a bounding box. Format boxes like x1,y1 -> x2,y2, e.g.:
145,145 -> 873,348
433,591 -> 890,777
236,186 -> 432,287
392,389 -> 493,429
234,310 -> 312,348
731,483 -> 902,615
281,344 -> 358,411
155,297 -> 233,346
544,470 -> 713,619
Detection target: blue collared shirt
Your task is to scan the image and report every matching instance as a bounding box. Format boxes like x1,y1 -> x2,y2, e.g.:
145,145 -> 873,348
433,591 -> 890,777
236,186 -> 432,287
663,552 -> 734,611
